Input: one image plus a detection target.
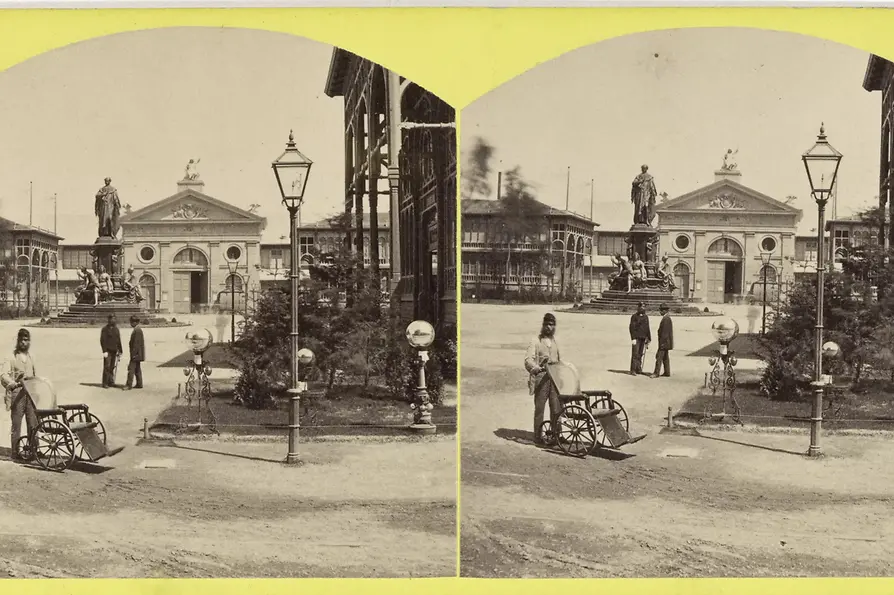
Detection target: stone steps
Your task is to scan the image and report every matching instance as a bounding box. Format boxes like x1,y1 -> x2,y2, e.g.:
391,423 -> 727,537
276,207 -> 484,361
572,289 -> 715,316
34,302 -> 187,328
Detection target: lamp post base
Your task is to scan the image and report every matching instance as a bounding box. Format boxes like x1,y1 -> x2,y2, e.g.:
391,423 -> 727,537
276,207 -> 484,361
284,388 -> 302,465
807,383 -> 825,459
408,422 -> 437,436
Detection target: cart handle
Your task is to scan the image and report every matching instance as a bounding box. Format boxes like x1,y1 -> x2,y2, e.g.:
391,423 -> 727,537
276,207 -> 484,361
57,404 -> 89,412
582,390 -> 612,398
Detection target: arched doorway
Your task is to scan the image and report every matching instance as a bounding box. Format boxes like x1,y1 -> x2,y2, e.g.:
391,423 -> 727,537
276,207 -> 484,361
705,238 -> 744,304
139,274 -> 157,310
171,247 -> 209,313
673,262 -> 691,299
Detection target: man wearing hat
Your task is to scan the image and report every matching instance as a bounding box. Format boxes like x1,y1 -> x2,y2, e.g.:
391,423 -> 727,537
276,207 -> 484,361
651,304 -> 674,378
100,314 -> 123,388
0,329 -> 38,459
524,313 -> 561,445
629,302 -> 651,375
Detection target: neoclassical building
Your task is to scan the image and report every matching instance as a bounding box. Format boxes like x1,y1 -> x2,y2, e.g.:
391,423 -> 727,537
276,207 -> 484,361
117,177 -> 267,314
655,168 -> 802,303
52,174 -> 391,314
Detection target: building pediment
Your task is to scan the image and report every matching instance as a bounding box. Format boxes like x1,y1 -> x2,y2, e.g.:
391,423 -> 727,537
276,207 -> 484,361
121,189 -> 266,226
657,180 -> 800,216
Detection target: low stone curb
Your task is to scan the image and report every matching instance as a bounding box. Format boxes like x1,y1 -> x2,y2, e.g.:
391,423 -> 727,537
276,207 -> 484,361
142,431 -> 457,445
671,419 -> 894,439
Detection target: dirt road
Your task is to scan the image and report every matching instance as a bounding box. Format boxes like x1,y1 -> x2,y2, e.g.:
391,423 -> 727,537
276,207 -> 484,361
460,304 -> 894,577
0,319 -> 456,578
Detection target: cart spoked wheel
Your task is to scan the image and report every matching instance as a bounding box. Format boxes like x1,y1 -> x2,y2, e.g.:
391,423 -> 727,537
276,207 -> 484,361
33,419 -> 76,471
14,436 -> 33,462
66,411 -> 106,459
591,397 -> 629,447
556,405 -> 597,457
539,421 -> 556,446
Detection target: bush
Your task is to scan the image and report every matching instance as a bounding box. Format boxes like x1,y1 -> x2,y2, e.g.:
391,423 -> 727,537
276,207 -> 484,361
757,272 -> 878,399
231,236 -> 452,409
0,298 -> 47,319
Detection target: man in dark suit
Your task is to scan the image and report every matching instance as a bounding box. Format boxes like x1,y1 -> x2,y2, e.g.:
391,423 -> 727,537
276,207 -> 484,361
651,303 -> 673,378
124,315 -> 145,390
629,302 -> 651,375
100,314 -> 122,388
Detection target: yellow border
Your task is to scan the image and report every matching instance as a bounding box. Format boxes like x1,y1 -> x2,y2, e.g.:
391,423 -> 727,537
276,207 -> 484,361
4,6 -> 894,593
4,8 -> 894,109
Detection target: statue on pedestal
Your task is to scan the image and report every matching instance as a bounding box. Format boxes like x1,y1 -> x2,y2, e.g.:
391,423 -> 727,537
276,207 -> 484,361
631,165 -> 658,227
185,158 -> 201,181
95,177 -> 121,239
721,148 -> 739,171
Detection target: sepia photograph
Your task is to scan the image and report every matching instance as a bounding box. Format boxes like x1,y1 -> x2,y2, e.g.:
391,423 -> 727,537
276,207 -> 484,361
459,28 -> 894,577
0,27 -> 457,578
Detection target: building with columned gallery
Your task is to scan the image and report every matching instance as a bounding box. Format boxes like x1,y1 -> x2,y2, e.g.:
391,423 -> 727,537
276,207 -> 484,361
323,48 -> 457,330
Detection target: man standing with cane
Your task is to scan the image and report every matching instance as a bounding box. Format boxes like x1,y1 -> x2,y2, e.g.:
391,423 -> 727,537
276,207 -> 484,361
650,303 -> 674,378
100,314 -> 122,388
123,315 -> 145,390
629,302 -> 651,376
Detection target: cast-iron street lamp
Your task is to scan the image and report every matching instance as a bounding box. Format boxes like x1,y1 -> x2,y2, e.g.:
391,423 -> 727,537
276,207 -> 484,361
802,123 -> 843,458
272,130 -> 313,465
226,258 -> 238,343
760,251 -> 771,335
406,319 -> 437,434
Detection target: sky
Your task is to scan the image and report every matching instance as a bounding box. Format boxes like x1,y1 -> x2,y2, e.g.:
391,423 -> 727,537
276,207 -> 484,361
461,28 -> 882,236
0,27 -> 365,244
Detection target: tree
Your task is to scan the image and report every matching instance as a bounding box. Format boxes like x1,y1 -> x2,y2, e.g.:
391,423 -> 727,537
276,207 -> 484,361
462,137 -> 494,201
495,167 -> 548,294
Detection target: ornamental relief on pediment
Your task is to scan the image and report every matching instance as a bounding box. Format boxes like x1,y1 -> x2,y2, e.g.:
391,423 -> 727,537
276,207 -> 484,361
660,211 -> 791,229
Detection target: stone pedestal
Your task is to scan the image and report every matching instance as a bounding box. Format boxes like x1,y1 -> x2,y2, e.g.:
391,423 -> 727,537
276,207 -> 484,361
625,224 -> 660,263
91,236 -> 123,277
